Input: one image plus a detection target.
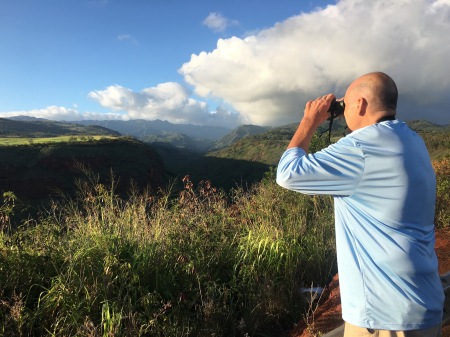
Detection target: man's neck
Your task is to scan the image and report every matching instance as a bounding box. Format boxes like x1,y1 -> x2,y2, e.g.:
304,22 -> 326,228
365,110 -> 396,127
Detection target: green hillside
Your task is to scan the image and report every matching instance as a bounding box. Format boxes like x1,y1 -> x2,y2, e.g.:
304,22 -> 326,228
144,132 -> 215,152
208,123 -> 327,166
0,137 -> 165,211
407,120 -> 450,133
0,135 -> 117,146
212,124 -> 272,150
0,118 -> 120,138
208,120 -> 450,165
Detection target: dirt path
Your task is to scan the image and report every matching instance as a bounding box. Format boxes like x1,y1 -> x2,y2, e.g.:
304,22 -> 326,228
290,227 -> 450,337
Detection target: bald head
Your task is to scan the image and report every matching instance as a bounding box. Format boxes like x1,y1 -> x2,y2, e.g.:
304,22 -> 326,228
343,72 -> 398,131
351,72 -> 398,113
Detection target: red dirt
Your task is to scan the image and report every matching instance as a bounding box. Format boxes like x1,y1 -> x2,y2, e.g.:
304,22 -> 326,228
289,227 -> 450,337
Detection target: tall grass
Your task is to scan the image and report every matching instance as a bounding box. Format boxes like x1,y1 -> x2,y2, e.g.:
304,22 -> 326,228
2,154 -> 447,336
0,170 -> 336,336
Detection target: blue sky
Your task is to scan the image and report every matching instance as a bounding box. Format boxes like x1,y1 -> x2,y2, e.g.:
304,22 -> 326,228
1,0 -> 450,127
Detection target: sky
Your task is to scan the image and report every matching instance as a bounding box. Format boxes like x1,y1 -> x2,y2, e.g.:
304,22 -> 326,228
1,0 -> 450,128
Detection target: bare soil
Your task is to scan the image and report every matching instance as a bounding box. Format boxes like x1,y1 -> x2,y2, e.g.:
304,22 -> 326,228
289,227 -> 450,337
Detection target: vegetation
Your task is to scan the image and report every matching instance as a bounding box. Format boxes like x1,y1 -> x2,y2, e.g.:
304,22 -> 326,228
208,124 -> 298,165
433,158 -> 450,228
421,131 -> 450,161
0,137 -> 166,219
0,172 -> 336,336
0,120 -> 448,336
0,135 -> 117,146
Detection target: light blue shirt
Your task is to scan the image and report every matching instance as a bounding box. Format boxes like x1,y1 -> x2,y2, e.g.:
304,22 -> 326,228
276,120 -> 444,330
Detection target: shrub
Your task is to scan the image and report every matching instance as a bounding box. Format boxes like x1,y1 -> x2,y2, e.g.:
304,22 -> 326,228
433,158 -> 450,228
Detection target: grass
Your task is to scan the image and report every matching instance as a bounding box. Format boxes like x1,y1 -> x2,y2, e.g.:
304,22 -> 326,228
0,169 -> 337,336
0,135 -> 118,146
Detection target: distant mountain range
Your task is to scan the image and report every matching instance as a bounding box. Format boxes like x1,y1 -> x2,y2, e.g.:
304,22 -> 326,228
71,120 -> 276,153
211,124 -> 272,150
71,119 -> 232,152
4,117 -> 272,153
0,117 -> 279,195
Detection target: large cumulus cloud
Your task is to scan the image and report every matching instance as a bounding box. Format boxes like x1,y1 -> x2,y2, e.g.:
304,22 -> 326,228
180,0 -> 450,125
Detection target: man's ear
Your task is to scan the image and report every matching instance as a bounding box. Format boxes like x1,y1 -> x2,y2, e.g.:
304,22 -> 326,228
357,97 -> 368,116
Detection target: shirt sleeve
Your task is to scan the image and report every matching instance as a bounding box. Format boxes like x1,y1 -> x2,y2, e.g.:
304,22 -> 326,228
276,140 -> 365,196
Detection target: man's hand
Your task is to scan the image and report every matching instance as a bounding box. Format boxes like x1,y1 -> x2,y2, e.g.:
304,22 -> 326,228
303,94 -> 335,126
287,94 -> 335,151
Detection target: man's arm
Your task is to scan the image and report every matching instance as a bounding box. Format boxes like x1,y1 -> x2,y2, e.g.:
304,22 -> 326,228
277,93 -> 364,196
287,94 -> 334,151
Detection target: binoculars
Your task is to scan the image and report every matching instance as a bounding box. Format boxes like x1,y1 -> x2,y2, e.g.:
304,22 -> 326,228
328,99 -> 345,120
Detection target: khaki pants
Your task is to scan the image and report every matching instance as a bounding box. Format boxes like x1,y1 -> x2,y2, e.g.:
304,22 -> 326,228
343,322 -> 442,337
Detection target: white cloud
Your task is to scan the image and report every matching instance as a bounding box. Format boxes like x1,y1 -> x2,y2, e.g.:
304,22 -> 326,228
431,0 -> 450,9
203,12 -> 238,32
0,83 -> 241,127
118,34 -> 138,45
3,0 -> 449,127
181,0 -> 450,125
0,106 -> 126,121
0,106 -> 80,120
88,82 -> 242,127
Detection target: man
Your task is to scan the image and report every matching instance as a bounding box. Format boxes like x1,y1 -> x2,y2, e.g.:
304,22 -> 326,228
276,72 -> 444,336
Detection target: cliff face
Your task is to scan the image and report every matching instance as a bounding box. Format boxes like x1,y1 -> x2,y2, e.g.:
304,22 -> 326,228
0,139 -> 166,203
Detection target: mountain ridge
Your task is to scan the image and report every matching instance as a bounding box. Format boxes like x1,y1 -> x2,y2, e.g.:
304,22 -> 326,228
0,117 -> 120,138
